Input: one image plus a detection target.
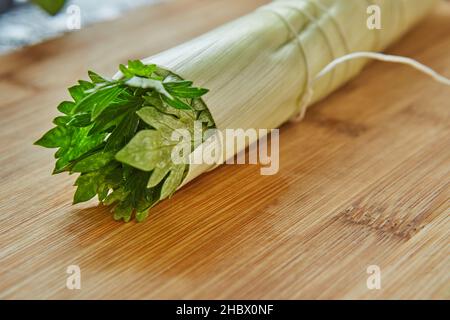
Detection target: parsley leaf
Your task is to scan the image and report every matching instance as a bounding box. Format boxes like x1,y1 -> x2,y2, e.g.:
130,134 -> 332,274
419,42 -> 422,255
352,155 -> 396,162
35,60 -> 214,222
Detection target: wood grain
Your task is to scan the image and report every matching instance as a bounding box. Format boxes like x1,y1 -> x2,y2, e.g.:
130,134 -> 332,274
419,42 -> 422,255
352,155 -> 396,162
0,0 -> 449,299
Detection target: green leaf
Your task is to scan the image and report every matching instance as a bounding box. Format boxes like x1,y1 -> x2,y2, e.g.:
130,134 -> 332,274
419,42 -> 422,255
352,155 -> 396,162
88,70 -> 108,84
116,118 -> 185,195
97,184 -> 109,202
163,80 -> 193,88
115,130 -> 176,172
52,127 -> 106,173
68,85 -> 88,102
73,172 -> 99,204
104,188 -> 128,206
161,94 -> 192,110
103,167 -> 123,187
72,85 -> 124,117
144,93 -> 197,121
128,60 -> 157,78
104,110 -> 139,152
31,0 -> 66,15
88,103 -> 132,135
147,164 -> 171,188
53,116 -> 70,126
66,113 -> 92,127
119,64 -> 134,79
160,164 -> 186,199
57,101 -> 76,115
78,80 -> 95,90
34,126 -> 69,148
113,198 -> 134,222
191,97 -> 208,111
137,107 -> 193,139
91,87 -> 126,120
72,151 -> 114,173
136,210 -> 150,222
166,86 -> 209,98
198,110 -> 215,127
119,61 -> 158,79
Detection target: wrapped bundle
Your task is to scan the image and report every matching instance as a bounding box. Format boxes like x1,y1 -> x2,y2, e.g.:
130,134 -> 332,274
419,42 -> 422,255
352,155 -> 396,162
36,0 -> 438,221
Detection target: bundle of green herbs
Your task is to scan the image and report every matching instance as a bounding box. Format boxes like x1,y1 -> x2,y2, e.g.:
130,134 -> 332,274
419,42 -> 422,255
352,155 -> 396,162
35,61 -> 213,222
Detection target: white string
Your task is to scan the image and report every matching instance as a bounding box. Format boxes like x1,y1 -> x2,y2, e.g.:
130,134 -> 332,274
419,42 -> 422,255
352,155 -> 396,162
260,2 -> 450,123
293,51 -> 450,122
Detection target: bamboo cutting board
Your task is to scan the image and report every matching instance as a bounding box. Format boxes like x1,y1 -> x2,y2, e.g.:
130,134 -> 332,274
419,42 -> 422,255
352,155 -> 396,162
0,0 -> 449,299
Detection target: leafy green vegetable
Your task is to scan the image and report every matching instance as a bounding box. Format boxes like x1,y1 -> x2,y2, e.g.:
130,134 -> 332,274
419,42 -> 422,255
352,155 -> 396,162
35,60 -> 214,222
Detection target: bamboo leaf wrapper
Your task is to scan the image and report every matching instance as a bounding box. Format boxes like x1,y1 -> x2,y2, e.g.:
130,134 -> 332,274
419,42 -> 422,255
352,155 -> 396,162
136,0 -> 437,186
37,0 -> 439,221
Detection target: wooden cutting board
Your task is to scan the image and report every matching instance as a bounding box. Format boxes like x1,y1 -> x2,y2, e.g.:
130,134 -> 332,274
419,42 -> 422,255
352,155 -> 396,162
0,0 -> 449,299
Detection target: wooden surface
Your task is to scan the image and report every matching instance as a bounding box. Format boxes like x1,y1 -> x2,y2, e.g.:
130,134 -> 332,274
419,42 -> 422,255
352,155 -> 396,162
0,0 -> 449,299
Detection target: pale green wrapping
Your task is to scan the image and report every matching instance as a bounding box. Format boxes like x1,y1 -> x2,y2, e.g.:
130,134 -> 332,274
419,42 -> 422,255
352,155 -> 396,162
116,0 -> 437,186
